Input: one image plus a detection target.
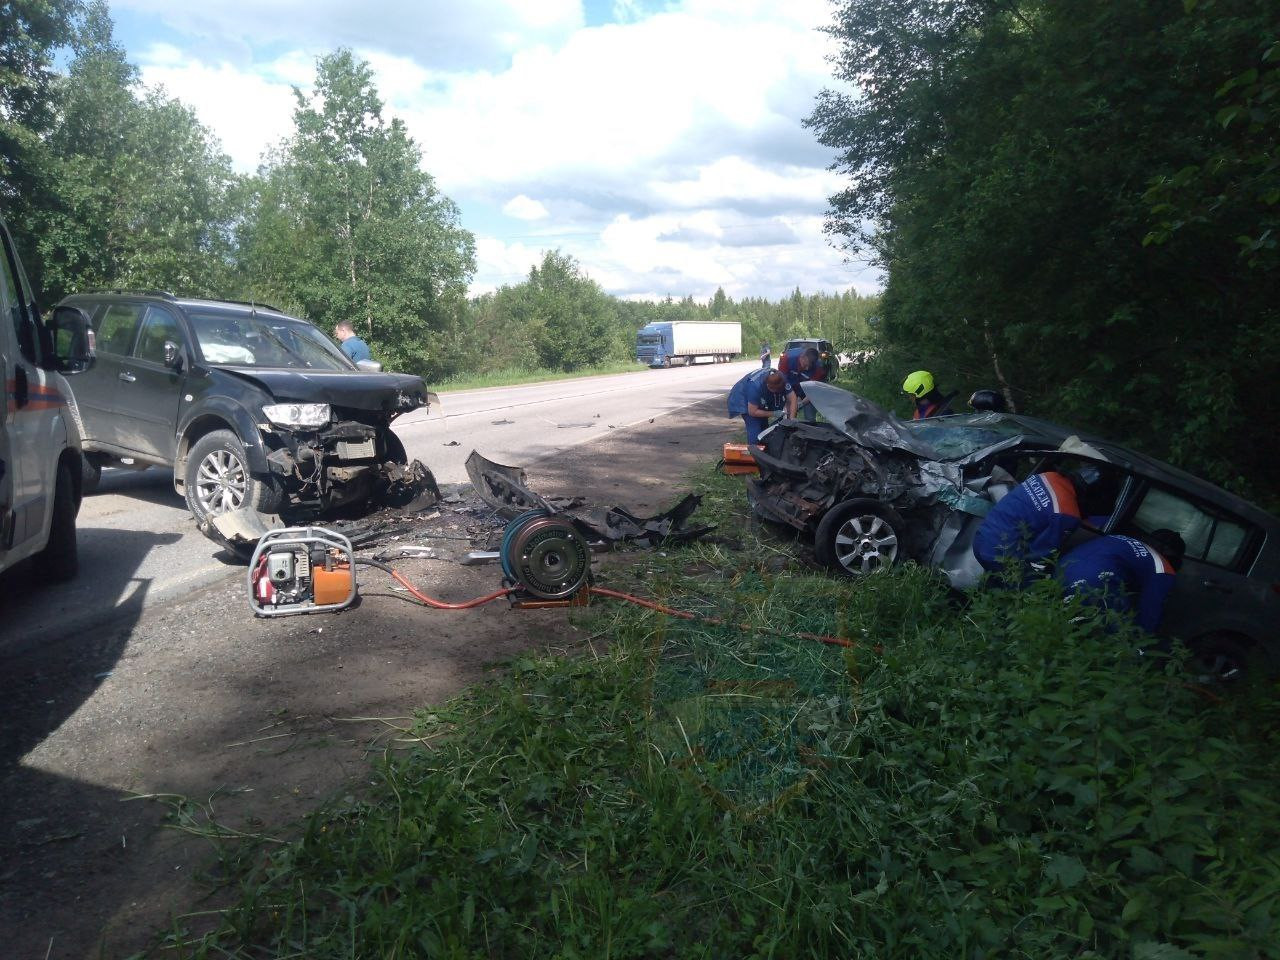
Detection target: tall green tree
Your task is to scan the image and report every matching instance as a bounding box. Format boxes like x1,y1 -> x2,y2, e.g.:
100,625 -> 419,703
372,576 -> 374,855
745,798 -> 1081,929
809,0 -> 1279,498
238,49 -> 474,379
32,1 -> 236,300
0,0 -> 79,272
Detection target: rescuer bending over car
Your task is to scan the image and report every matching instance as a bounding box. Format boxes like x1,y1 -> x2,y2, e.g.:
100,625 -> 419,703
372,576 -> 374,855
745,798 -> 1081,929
777,346 -> 828,422
727,368 -> 793,445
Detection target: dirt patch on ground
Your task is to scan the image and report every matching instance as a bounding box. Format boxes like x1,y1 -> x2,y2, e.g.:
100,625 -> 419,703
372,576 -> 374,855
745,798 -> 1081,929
0,398 -> 743,959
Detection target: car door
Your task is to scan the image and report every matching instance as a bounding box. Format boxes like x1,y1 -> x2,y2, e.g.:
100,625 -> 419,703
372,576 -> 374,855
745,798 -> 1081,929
0,226 -> 44,547
73,301 -> 143,450
113,304 -> 188,460
1118,482 -> 1271,642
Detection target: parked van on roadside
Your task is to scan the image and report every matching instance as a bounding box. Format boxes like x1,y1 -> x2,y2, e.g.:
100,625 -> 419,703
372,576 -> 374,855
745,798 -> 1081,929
0,213 -> 97,580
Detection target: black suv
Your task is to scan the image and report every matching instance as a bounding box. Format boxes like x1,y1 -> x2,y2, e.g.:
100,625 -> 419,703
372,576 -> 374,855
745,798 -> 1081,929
56,292 -> 429,536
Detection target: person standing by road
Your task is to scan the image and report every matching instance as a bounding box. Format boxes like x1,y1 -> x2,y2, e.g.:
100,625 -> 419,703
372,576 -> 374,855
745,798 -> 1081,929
777,346 -> 827,421
1058,530 -> 1185,633
334,321 -> 372,364
760,341 -> 771,368
902,370 -> 954,419
972,467 -> 1100,584
728,368 -> 794,445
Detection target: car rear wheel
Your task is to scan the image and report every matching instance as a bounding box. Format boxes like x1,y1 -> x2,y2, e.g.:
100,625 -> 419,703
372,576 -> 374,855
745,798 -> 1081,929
185,429 -> 282,525
1187,633 -> 1254,684
815,499 -> 903,576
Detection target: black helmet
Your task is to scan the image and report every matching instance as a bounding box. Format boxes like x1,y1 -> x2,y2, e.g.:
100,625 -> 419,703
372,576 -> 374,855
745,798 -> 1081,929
969,389 -> 1007,412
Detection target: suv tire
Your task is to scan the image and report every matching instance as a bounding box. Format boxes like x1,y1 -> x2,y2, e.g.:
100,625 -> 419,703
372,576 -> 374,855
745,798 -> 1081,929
38,461 -> 79,581
815,499 -> 903,576
185,429 -> 282,525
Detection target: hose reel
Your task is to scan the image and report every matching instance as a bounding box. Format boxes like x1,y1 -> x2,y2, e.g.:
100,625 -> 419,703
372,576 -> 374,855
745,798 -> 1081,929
499,509 -> 591,600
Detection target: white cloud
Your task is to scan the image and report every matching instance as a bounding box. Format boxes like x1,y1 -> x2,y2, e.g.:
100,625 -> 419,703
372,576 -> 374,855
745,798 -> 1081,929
502,195 -> 550,220
114,0 -> 583,70
122,0 -> 877,300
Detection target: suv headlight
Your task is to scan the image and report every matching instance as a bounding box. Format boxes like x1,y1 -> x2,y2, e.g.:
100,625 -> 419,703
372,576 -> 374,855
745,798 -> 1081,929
262,403 -> 330,429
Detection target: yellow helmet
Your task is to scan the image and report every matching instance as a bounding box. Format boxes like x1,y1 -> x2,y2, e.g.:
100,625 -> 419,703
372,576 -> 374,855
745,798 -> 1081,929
902,370 -> 935,397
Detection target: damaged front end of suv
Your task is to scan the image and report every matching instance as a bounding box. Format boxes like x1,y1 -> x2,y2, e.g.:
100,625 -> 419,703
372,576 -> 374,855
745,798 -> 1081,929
184,368 -> 441,546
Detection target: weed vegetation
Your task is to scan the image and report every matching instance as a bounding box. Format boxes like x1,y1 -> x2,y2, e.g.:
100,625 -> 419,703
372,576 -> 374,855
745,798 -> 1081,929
154,469 -> 1280,958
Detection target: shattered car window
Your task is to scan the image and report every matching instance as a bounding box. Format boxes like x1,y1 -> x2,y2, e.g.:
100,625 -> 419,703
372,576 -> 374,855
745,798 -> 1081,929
903,418 -> 1026,461
189,310 -> 352,371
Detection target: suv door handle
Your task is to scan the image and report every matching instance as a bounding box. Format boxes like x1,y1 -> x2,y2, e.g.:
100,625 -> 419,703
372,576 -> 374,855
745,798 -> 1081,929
1201,579 -> 1233,594
119,371 -> 136,383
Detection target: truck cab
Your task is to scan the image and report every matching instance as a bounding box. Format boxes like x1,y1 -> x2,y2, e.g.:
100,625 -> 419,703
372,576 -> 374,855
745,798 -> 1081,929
0,214 -> 96,579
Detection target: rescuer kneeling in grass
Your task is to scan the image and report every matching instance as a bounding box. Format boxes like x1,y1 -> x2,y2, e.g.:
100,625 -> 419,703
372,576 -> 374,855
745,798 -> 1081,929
727,368 -> 794,445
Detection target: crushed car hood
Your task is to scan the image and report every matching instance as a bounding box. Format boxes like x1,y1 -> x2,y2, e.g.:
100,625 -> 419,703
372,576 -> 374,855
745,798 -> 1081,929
801,382 -> 939,457
218,367 -> 430,412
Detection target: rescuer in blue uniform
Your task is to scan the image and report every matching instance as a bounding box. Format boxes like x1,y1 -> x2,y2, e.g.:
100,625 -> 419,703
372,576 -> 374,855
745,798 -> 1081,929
973,467 -> 1099,583
727,368 -> 794,444
1058,530 -> 1185,633
777,347 -> 827,421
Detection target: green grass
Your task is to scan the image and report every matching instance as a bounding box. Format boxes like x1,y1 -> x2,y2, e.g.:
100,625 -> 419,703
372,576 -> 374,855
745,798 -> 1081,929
435,360 -> 653,392
148,467 -> 1280,959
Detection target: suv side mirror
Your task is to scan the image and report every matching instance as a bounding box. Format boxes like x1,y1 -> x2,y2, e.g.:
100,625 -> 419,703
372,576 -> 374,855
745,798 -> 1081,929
163,340 -> 184,370
47,305 -> 96,374
355,358 -> 383,372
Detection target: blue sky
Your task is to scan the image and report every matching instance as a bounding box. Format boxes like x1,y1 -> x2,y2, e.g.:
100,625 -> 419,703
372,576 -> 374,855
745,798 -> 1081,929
109,0 -> 877,301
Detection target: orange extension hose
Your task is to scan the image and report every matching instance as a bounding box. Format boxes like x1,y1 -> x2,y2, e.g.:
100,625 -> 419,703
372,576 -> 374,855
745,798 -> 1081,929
364,561 -> 853,649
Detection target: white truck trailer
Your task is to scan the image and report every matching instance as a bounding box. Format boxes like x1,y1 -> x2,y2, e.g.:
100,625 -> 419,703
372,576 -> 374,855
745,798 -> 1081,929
635,321 -> 742,368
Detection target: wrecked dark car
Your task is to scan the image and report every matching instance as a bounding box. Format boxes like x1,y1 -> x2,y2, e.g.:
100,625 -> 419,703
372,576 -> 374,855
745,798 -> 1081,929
56,292 -> 433,542
749,382 -> 1280,678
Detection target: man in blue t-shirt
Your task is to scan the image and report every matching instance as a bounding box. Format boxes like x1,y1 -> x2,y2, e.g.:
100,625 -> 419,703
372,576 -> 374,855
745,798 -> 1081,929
334,320 -> 372,364
1057,529 -> 1184,633
727,368 -> 794,444
973,469 -> 1098,584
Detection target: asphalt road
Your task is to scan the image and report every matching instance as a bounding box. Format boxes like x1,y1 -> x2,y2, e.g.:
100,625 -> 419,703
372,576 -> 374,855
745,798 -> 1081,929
0,360 -> 758,647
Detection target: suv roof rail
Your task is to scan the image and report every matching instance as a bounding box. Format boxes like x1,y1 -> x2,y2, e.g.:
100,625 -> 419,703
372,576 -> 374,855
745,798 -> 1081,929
84,288 -> 178,300
215,298 -> 285,313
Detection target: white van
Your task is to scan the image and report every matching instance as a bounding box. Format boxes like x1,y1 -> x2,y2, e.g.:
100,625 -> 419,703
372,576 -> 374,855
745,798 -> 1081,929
1,213 -> 96,579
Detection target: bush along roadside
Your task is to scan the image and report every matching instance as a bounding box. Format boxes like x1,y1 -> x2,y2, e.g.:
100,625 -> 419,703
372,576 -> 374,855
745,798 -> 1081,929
151,469 -> 1280,959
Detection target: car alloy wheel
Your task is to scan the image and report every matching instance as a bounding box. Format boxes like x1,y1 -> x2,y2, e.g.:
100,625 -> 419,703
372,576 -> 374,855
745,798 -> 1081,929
832,513 -> 898,574
814,498 -> 905,577
195,448 -> 248,515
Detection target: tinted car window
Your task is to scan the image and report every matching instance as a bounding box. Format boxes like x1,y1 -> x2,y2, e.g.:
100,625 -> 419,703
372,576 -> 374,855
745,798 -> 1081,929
96,304 -> 143,356
135,306 -> 185,364
1131,485 -> 1254,570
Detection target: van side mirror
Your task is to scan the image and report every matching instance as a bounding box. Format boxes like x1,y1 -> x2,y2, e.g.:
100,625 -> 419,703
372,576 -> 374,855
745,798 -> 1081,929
163,340 -> 183,370
47,305 -> 96,374
355,358 -> 383,372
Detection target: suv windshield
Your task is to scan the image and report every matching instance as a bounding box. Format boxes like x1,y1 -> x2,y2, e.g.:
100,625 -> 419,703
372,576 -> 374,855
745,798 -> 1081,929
188,310 -> 354,371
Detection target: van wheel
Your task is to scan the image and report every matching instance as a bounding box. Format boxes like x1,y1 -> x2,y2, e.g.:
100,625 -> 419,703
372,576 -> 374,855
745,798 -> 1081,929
39,462 -> 78,581
814,499 -> 903,576
185,430 -> 282,526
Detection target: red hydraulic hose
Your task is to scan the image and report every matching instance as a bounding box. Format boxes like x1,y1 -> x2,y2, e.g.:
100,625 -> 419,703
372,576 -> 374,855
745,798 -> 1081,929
361,562 -> 854,649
